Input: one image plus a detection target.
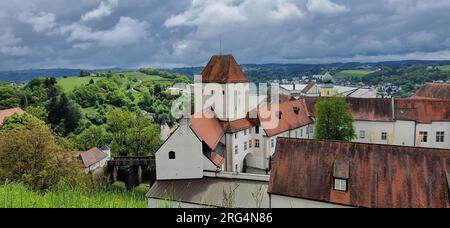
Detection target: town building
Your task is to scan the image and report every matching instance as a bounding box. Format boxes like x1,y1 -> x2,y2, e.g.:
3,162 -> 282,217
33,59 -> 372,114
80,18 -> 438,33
0,108 -> 25,125
78,146 -> 111,173
280,72 -> 377,99
269,138 -> 450,208
147,54 -> 450,208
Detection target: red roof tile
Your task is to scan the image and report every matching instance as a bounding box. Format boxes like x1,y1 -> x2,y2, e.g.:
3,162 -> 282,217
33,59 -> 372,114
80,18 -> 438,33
0,108 -> 25,125
191,108 -> 225,150
220,118 -> 253,133
303,97 -> 394,122
201,55 -> 249,83
256,99 -> 312,137
269,138 -> 450,208
79,147 -> 108,168
396,98 -> 450,123
412,83 -> 450,100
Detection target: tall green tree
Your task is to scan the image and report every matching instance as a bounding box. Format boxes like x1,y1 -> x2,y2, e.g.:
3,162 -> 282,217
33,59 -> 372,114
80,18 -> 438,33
0,114 -> 88,191
75,125 -> 112,151
107,109 -> 161,156
314,97 -> 356,141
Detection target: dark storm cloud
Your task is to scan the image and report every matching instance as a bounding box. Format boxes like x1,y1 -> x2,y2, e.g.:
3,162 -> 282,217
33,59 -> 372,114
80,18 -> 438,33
1,0 -> 450,70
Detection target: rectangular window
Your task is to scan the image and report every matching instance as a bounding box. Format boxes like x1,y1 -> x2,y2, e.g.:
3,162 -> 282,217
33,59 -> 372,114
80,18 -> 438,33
255,140 -> 260,148
255,126 -> 260,134
249,128 -> 252,134
249,140 -> 252,148
244,142 -> 248,150
310,126 -> 314,134
436,131 -> 445,143
211,90 -> 214,95
234,146 -> 238,155
334,178 -> 348,192
271,139 -> 275,148
244,130 -> 247,136
295,131 -> 298,138
381,132 -> 387,140
300,129 -> 303,137
235,133 -> 237,139
419,131 -> 428,143
359,130 -> 366,139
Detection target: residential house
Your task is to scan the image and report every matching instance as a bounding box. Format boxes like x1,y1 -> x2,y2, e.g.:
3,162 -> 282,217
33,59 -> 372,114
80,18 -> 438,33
78,146 -> 111,173
269,138 -> 450,208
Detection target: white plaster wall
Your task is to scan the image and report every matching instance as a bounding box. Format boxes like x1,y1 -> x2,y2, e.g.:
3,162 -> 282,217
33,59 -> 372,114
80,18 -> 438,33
353,121 -> 395,145
229,128 -> 255,172
393,120 -> 416,146
155,123 -> 203,180
201,83 -> 251,121
270,195 -> 351,208
416,122 -> 450,149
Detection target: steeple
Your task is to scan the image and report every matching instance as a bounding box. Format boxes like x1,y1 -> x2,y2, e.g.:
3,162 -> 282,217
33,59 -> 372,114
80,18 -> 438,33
201,55 -> 249,84
321,72 -> 334,88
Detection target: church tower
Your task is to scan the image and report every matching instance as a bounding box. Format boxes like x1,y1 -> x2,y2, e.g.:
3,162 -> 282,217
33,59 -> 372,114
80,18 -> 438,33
198,55 -> 251,121
320,72 -> 338,97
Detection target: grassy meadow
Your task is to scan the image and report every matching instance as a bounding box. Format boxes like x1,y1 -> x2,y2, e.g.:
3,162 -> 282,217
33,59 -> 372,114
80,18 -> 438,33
0,182 -> 147,208
438,65 -> 450,72
335,69 -> 377,79
57,76 -> 100,92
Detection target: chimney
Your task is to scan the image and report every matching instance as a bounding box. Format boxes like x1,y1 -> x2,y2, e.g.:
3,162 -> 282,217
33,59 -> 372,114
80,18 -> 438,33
293,107 -> 300,114
277,111 -> 283,120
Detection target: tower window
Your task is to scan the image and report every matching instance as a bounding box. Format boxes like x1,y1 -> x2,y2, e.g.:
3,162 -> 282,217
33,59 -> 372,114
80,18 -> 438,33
255,126 -> 260,134
169,151 -> 176,160
255,139 -> 260,148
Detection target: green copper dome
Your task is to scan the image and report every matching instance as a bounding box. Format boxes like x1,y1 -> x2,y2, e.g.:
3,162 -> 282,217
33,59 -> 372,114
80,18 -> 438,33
322,72 -> 333,84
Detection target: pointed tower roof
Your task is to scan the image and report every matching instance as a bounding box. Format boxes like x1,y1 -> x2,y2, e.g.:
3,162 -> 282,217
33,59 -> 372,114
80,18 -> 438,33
201,55 -> 249,83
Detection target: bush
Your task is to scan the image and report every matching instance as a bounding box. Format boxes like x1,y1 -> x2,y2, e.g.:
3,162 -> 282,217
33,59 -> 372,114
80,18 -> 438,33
0,119 -> 89,191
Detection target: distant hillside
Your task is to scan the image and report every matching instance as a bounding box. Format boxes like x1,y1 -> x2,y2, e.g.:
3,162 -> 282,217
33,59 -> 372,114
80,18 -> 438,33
0,68 -> 122,83
165,60 -> 450,83
2,60 -> 450,84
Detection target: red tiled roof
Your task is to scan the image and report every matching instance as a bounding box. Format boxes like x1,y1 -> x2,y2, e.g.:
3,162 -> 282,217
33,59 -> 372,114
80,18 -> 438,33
395,98 -> 450,123
303,97 -> 394,122
201,55 -> 249,83
412,83 -> 450,100
220,118 -> 253,133
256,99 -> 312,137
269,138 -> 450,208
79,147 -> 108,168
0,108 -> 25,125
191,108 -> 225,150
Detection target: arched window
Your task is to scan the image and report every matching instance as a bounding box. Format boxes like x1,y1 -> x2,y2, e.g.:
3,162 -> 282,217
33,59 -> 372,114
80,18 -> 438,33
169,151 -> 176,160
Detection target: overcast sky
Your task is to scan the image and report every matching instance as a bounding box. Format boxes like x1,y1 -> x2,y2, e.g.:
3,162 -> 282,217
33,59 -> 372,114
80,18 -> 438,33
1,0 -> 450,70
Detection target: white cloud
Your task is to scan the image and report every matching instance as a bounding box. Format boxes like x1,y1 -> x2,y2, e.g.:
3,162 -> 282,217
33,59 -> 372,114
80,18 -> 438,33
164,0 -> 303,27
270,0 -> 303,20
0,30 -> 31,56
63,17 -> 149,47
306,0 -> 348,14
19,12 -> 57,33
81,0 -> 119,22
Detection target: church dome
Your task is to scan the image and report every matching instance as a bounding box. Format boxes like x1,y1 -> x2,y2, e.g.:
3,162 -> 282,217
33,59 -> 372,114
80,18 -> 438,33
322,72 -> 333,84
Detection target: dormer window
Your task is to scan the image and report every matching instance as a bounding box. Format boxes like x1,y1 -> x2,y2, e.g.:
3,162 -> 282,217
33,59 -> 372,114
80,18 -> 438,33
333,160 -> 350,192
169,151 -> 176,160
334,178 -> 348,192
